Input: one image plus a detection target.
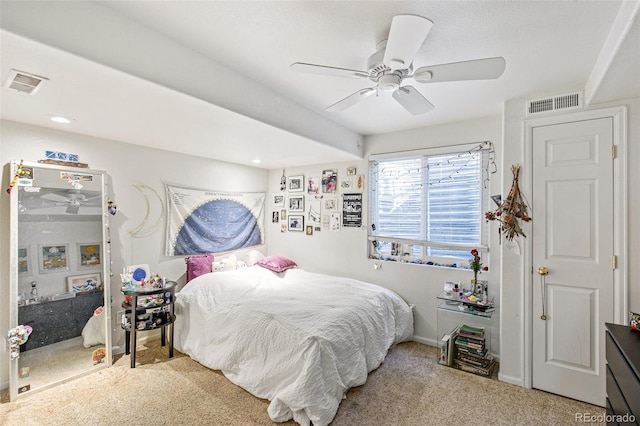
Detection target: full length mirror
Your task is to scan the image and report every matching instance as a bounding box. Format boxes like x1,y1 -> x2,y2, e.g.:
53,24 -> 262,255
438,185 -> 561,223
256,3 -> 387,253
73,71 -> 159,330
8,161 -> 112,401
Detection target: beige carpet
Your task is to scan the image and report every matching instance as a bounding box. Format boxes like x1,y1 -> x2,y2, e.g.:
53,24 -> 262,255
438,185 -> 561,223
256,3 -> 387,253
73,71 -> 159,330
1,340 -> 604,425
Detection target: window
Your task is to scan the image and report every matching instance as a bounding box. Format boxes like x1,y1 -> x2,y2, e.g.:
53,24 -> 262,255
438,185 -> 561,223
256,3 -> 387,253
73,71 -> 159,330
368,144 -> 491,262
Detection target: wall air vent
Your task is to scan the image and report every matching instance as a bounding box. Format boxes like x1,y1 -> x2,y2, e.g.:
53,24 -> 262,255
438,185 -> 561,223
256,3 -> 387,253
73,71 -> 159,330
3,69 -> 49,95
526,92 -> 583,116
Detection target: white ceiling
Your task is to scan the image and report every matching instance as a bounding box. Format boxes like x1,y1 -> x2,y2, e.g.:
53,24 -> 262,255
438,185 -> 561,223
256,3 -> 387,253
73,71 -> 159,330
1,1 -> 638,169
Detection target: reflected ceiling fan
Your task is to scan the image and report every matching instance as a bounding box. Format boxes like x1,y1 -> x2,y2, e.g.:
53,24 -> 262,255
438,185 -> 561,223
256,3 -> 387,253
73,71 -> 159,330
39,191 -> 101,214
291,14 -> 506,115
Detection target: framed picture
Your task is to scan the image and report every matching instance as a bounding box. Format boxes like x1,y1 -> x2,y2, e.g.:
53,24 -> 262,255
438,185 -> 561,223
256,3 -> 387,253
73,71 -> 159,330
78,243 -> 101,269
272,211 -> 280,223
288,215 -> 304,231
323,197 -> 338,211
341,179 -> 353,190
288,195 -> 305,212
347,167 -> 357,176
308,200 -> 321,225
39,244 -> 69,273
18,247 -> 29,275
306,225 -> 313,235
67,273 -> 101,294
322,169 -> 337,193
307,176 -> 320,195
288,175 -> 304,192
273,193 -> 285,207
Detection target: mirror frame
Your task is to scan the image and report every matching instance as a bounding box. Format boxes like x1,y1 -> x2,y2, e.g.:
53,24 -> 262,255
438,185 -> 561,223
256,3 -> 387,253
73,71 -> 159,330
8,160 -> 112,401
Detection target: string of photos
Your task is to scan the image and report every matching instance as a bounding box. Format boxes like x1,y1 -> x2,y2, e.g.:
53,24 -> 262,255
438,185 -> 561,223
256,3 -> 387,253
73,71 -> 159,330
370,141 -> 497,189
485,164 -> 531,241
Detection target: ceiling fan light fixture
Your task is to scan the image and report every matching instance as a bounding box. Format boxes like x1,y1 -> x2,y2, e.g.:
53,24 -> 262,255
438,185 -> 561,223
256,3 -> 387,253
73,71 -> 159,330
378,74 -> 401,92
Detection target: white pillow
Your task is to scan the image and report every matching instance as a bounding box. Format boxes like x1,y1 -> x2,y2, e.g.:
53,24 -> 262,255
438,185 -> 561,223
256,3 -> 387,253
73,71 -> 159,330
220,254 -> 238,270
244,250 -> 265,266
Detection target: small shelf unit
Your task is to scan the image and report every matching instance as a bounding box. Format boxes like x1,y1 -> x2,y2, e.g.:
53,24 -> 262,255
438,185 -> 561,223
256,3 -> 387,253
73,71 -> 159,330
121,281 -> 176,368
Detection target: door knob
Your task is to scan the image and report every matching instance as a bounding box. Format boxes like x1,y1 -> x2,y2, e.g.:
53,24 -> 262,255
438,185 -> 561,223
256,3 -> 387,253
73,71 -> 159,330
537,266 -> 549,320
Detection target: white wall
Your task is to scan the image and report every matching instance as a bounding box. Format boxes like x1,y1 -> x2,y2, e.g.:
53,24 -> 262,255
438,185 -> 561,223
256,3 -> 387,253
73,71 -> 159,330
18,221 -> 102,297
267,115 -> 503,353
498,97 -> 640,386
0,119 -> 268,388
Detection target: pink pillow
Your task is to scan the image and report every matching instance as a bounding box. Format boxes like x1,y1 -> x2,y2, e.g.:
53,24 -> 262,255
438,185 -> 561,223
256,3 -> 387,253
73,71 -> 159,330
185,254 -> 214,282
256,256 -> 297,272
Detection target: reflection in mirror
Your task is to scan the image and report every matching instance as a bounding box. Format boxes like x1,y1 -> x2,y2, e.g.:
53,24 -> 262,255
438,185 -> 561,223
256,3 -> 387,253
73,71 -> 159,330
9,161 -> 112,400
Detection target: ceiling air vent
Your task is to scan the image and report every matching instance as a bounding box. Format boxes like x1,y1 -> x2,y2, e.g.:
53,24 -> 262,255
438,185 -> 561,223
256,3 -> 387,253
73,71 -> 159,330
526,92 -> 583,116
3,69 -> 49,95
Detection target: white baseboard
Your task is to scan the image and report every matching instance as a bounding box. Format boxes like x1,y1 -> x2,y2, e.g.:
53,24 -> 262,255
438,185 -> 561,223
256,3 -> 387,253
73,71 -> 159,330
498,372 -> 524,387
412,335 -> 437,347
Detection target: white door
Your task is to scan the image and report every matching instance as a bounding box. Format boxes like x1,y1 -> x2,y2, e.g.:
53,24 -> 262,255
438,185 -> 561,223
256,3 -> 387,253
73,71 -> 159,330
531,117 -> 614,406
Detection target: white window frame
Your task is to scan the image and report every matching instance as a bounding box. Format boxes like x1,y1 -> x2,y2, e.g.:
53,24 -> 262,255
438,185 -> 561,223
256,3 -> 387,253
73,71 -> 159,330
368,142 -> 491,264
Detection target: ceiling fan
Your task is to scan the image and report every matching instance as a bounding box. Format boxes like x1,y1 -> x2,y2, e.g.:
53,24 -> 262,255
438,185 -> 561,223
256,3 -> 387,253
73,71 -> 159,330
39,190 -> 101,214
291,14 -> 506,115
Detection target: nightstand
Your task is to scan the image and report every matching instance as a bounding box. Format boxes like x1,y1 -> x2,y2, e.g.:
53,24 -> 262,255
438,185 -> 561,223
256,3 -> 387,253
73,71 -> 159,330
121,281 -> 176,368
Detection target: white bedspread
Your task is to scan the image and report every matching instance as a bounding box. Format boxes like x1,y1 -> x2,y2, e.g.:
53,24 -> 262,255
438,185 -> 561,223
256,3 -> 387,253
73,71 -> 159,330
174,266 -> 413,426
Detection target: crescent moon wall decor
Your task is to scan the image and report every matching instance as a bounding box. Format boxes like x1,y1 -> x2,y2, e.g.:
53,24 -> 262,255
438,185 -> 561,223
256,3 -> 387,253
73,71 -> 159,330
128,184 -> 164,238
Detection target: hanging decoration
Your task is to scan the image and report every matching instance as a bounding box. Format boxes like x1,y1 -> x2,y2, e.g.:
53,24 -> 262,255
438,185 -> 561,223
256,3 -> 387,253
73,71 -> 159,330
6,160 -> 25,194
6,325 -> 32,360
165,184 -> 265,256
280,169 -> 286,192
370,141 -> 496,188
107,198 -> 117,215
128,184 -> 164,237
485,164 -> 531,240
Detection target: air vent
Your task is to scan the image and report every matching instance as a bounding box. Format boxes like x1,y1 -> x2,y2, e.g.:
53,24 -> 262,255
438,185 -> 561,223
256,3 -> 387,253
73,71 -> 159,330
3,69 -> 49,95
526,92 -> 583,116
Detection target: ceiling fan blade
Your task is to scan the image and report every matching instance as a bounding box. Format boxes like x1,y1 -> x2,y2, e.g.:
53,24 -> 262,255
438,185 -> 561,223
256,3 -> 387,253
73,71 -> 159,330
383,15 -> 433,70
413,57 -> 506,83
41,193 -> 71,203
84,194 -> 102,202
392,86 -> 434,115
326,87 -> 377,112
290,62 -> 369,79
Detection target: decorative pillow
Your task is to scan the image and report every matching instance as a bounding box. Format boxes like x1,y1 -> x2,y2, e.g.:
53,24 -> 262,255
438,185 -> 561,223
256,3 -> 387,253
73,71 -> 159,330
185,254 -> 214,282
244,249 -> 265,266
256,255 -> 297,272
220,254 -> 238,270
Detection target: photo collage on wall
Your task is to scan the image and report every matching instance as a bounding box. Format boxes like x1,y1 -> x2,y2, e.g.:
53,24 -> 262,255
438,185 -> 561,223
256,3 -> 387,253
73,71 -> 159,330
272,167 -> 365,235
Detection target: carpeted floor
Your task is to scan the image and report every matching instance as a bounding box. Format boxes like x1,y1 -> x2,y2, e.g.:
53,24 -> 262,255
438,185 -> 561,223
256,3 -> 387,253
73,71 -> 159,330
0,340 -> 604,425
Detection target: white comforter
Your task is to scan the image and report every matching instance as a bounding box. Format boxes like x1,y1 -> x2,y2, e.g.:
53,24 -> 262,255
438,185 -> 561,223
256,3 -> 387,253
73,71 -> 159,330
174,266 -> 413,426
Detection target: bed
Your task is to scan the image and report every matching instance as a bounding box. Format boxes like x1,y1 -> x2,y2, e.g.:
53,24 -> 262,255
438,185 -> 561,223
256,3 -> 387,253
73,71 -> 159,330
174,263 -> 414,426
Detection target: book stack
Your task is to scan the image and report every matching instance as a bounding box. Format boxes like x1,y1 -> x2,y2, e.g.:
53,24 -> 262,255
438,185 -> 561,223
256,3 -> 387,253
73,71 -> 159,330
453,324 -> 495,376
439,334 -> 453,366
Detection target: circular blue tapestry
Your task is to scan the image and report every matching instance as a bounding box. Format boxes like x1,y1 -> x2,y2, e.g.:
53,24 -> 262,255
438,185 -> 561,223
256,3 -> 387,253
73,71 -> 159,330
174,199 -> 262,255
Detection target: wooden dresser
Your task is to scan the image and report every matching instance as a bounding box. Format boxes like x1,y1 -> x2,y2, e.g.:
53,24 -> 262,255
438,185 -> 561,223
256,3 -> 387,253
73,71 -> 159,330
605,323 -> 639,424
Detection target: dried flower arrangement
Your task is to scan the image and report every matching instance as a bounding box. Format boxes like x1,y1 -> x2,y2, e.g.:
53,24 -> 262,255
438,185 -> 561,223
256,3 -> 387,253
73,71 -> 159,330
485,164 -> 531,240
